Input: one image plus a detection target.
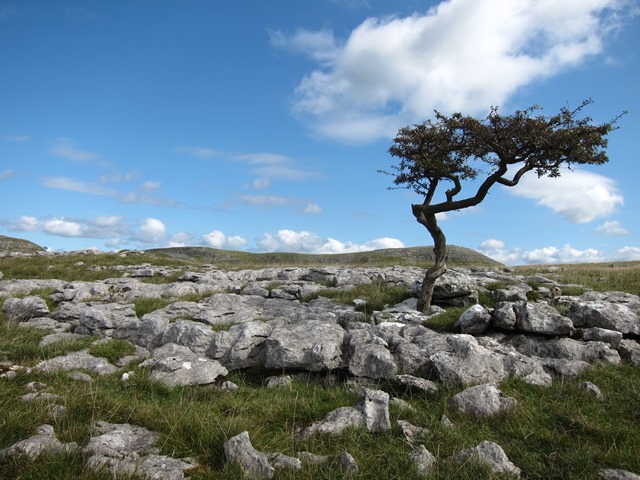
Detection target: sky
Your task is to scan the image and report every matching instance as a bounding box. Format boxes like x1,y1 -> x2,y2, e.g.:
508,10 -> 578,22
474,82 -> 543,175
1,0 -> 639,265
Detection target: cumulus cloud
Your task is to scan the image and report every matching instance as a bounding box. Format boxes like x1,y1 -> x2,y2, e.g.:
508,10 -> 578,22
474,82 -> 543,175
137,218 -> 166,243
615,246 -> 640,261
168,232 -> 193,248
508,168 -> 623,223
479,239 -> 607,265
256,229 -> 404,253
595,220 -> 629,236
202,230 -> 248,249
10,215 -> 128,239
272,0 -> 625,143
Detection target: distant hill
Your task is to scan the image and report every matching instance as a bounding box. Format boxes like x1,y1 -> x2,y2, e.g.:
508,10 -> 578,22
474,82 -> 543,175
0,235 -> 45,254
147,245 -> 503,268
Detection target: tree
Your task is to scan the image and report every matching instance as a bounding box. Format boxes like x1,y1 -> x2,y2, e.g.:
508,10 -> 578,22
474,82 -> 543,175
382,100 -> 624,312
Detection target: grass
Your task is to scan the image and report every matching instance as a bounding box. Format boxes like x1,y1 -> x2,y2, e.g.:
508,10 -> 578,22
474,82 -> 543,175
1,253 -> 639,478
303,277 -> 412,319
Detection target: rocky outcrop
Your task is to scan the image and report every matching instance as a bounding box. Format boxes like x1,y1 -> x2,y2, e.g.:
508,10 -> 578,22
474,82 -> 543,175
1,259 -> 639,477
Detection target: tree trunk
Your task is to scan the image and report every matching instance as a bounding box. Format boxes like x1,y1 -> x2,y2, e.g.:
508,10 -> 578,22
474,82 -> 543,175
412,207 -> 447,312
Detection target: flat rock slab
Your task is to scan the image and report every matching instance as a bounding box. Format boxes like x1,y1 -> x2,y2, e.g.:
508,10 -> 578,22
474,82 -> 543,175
35,350 -> 118,376
0,424 -> 77,460
146,343 -> 228,387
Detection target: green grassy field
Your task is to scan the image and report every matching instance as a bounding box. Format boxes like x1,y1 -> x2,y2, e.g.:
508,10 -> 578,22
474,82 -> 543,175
0,250 -> 639,479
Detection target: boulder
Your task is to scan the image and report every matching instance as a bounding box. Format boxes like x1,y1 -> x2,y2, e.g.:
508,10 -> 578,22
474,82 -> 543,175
454,304 -> 492,335
207,321 -> 274,370
147,343 -> 228,387
451,384 -> 517,417
513,301 -> 575,336
348,340 -> 397,379
223,431 -> 274,479
408,444 -> 436,476
452,441 -> 521,477
507,335 -> 621,365
75,303 -> 139,336
599,469 -> 640,480
84,421 -> 197,480
432,269 -> 478,307
160,319 -> 216,354
35,350 -> 118,376
429,335 -> 505,387
0,424 -> 77,460
2,296 -> 50,321
567,300 -> 639,335
618,339 -> 640,365
265,321 -> 345,371
493,301 -> 517,330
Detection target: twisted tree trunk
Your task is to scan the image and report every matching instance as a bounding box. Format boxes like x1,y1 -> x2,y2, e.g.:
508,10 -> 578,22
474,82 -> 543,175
412,206 -> 447,312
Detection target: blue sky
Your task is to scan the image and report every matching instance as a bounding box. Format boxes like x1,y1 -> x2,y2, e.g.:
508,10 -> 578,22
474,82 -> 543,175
1,0 -> 638,265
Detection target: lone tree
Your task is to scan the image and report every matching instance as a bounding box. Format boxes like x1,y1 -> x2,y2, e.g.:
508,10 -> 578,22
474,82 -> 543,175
382,100 -> 623,312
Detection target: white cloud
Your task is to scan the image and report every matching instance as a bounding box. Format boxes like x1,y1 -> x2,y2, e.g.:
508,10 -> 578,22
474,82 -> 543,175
508,168 -> 623,223
615,246 -> 640,261
595,220 -> 628,236
51,138 -> 99,162
479,239 -> 607,265
42,218 -> 84,237
12,215 -> 39,231
274,0 -> 625,143
43,176 -> 115,196
137,218 -> 166,243
256,229 -> 404,253
174,146 -> 218,158
140,180 -> 162,192
303,203 -> 323,215
0,134 -> 28,142
10,215 -> 128,239
238,195 -> 298,206
0,169 -> 15,180
202,230 -> 247,249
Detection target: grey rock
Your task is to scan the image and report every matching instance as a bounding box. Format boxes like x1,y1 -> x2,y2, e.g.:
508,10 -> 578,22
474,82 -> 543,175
348,341 -> 397,379
297,451 -> 331,465
267,452 -> 302,471
207,320 -> 274,370
2,296 -> 49,321
265,321 -> 345,371
398,420 -> 430,444
223,431 -> 274,479
618,339 -> 640,365
161,319 -> 215,354
20,392 -> 61,403
0,424 -> 77,460
493,285 -> 531,302
493,301 -> 517,330
408,444 -> 436,476
507,335 -> 621,365
363,388 -> 391,432
298,406 -> 366,439
568,300 -> 639,335
454,304 -> 492,334
394,374 -> 439,393
432,269 -> 478,307
148,343 -> 228,387
76,303 -> 138,336
339,451 -> 359,474
599,469 -> 640,480
582,327 -> 623,348
118,315 -> 168,350
543,358 -> 592,379
38,331 -> 86,347
580,381 -> 605,401
265,375 -> 292,388
514,301 -> 575,336
429,335 -> 505,387
84,421 -> 197,480
451,384 -> 517,417
35,350 -> 117,376
453,441 -> 521,477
